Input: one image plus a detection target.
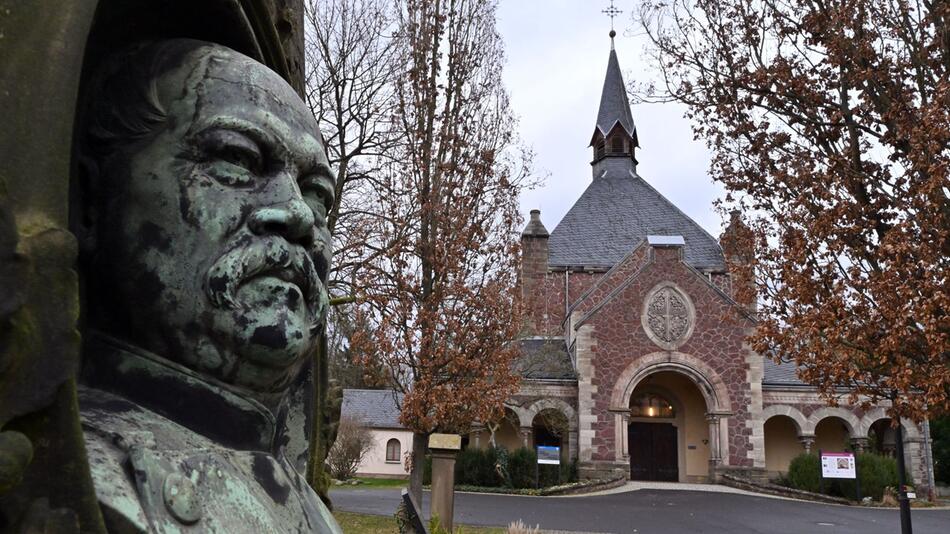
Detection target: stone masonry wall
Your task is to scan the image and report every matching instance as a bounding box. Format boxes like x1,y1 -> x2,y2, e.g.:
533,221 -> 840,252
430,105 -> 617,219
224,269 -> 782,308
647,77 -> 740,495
574,245 -> 758,467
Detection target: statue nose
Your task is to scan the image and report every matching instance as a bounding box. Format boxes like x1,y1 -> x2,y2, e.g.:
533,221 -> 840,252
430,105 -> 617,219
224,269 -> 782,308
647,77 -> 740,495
248,199 -> 315,244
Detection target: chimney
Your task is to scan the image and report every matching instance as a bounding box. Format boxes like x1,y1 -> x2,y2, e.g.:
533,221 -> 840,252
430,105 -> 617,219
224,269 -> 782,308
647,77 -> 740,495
719,210 -> 756,311
521,210 -> 549,331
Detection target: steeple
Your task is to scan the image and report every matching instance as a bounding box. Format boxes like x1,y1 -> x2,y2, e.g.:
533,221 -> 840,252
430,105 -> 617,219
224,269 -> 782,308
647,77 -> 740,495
590,33 -> 639,165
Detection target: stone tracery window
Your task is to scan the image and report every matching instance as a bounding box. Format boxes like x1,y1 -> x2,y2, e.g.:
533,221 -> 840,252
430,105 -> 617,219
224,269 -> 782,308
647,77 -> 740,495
642,283 -> 695,350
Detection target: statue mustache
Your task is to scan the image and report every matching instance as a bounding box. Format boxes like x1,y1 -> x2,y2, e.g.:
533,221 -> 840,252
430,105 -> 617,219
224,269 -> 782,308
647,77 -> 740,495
204,235 -> 321,314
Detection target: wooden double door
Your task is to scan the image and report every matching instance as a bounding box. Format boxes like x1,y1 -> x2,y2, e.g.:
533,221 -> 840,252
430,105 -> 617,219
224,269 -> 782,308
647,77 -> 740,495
628,422 -> 679,481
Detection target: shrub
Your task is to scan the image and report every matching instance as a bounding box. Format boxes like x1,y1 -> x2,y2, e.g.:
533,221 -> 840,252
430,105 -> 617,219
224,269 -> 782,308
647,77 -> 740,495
454,448 -> 482,486
326,416 -> 374,480
508,447 -> 537,489
837,453 -> 900,501
932,416 -> 950,484
562,458 -> 579,483
787,453 -> 821,493
452,447 -> 504,487
786,452 -> 902,501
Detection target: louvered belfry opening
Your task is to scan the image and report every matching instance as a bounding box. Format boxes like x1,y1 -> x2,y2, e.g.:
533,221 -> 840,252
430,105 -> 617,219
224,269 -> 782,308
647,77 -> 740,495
591,127 -> 637,163
590,40 -> 639,165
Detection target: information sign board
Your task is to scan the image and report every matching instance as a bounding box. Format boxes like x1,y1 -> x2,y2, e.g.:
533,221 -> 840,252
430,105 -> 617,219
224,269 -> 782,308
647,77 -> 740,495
536,445 -> 561,465
820,451 -> 856,479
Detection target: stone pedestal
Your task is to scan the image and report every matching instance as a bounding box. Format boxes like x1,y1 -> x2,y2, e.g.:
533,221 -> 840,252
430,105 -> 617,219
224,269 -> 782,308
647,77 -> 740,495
428,433 -> 461,532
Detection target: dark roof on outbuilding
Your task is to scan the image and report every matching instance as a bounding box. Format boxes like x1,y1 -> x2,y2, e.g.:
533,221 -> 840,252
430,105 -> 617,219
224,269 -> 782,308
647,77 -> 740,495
547,159 -> 726,270
514,338 -> 576,380
341,389 -> 405,429
762,357 -> 809,387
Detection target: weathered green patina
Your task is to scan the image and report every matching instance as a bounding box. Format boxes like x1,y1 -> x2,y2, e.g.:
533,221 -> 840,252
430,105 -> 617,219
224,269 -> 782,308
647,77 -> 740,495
72,40 -> 341,532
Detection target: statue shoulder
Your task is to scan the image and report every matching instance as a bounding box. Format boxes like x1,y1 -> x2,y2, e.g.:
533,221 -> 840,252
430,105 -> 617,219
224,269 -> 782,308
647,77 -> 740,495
80,392 -> 151,533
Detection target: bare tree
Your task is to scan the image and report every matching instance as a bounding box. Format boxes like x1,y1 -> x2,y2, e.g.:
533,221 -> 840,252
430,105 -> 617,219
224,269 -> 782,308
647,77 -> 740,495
326,416 -> 375,480
350,0 -> 535,502
304,0 -> 403,295
302,0 -> 403,503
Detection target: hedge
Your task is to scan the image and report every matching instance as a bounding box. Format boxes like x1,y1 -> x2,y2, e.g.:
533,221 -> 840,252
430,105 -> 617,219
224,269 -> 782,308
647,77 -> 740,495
424,446 -> 578,490
785,452 -> 903,500
508,447 -> 537,489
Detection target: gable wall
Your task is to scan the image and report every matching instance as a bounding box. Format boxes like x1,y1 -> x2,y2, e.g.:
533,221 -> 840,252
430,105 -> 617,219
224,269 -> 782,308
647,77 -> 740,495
526,270 -> 602,336
576,246 -> 760,468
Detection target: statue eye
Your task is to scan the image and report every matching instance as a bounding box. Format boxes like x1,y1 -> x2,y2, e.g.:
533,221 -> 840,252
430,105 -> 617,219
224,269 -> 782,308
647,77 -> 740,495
299,174 -> 335,214
199,129 -> 264,182
219,145 -> 262,172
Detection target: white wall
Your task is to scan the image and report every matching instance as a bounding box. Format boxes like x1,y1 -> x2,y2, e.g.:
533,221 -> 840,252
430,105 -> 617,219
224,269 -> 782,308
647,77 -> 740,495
357,428 -> 413,478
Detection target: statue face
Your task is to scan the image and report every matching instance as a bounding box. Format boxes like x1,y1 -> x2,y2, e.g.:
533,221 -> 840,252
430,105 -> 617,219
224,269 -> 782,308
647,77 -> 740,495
86,43 -> 333,393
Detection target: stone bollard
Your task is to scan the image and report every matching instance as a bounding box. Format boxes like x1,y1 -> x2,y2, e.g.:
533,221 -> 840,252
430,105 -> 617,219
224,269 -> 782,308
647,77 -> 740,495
428,433 -> 461,532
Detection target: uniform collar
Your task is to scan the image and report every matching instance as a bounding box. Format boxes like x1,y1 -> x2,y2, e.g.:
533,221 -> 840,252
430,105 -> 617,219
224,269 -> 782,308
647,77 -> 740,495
81,332 -> 287,452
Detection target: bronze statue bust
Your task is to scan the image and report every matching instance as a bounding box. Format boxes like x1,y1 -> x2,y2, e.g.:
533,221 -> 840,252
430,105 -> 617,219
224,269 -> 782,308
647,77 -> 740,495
74,39 -> 340,532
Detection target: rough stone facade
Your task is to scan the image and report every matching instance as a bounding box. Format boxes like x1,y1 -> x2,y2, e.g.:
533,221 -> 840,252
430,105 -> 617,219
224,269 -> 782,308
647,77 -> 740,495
505,37 -> 934,494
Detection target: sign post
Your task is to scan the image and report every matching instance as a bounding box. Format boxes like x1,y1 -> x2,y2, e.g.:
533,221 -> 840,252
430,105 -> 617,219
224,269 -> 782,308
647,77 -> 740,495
536,445 -> 561,488
820,450 -> 859,501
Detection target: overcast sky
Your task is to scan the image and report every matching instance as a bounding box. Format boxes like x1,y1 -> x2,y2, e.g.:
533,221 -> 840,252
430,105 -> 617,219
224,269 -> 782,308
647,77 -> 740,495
495,1 -> 727,237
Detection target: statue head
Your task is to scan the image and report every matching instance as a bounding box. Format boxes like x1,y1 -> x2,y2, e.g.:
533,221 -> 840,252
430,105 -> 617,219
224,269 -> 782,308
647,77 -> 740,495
77,39 -> 333,395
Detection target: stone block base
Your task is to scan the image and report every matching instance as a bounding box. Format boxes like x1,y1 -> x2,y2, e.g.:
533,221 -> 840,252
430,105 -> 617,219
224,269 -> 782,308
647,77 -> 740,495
579,460 -> 628,481
711,465 -> 768,484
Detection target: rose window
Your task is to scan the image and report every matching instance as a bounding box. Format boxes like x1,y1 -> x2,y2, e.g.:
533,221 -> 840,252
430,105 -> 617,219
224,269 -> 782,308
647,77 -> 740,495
645,286 -> 692,346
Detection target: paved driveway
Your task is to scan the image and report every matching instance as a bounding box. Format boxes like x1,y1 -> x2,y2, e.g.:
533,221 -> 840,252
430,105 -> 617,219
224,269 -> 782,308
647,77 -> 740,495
331,487 -> 950,533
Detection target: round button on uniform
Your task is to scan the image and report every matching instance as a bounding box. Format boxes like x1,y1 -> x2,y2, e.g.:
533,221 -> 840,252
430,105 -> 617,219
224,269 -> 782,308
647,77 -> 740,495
162,472 -> 202,524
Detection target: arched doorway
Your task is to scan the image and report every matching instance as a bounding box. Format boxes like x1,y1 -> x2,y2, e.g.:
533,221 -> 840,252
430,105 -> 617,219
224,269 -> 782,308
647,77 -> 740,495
764,415 -> 805,475
627,372 -> 710,482
532,409 -> 569,463
490,408 -> 524,451
814,417 -> 852,452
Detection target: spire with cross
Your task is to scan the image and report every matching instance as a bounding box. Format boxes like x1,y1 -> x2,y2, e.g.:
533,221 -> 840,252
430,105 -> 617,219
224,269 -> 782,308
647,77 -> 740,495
602,0 -> 623,48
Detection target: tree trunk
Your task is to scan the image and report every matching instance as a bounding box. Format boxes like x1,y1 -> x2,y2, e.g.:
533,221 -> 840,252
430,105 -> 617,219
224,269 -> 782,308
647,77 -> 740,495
409,431 -> 427,503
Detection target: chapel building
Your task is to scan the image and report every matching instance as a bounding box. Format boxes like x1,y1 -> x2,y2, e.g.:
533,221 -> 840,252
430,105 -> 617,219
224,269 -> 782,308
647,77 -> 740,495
468,35 -> 935,490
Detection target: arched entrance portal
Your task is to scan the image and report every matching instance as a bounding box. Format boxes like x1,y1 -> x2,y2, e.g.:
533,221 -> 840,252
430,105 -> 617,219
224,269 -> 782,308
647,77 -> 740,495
627,372 -> 710,482
532,409 -> 570,464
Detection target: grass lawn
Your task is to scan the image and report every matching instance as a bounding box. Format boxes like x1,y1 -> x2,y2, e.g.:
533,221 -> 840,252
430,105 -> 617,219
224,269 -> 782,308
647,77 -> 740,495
334,511 -> 505,533
331,477 -> 407,490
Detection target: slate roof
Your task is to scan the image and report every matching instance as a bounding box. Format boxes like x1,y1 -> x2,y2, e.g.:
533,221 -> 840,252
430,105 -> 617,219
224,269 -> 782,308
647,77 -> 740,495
595,49 -> 637,141
762,357 -> 809,387
547,159 -> 727,270
514,337 -> 576,380
341,389 -> 405,429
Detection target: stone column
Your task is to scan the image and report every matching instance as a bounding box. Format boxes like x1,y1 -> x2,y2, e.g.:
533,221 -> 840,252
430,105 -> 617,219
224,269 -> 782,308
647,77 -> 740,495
799,435 -> 815,454
706,414 -> 722,467
472,426 -> 484,449
621,413 -> 631,460
568,430 -> 579,462
429,434 -> 462,532
850,437 -> 869,453
520,427 -> 532,448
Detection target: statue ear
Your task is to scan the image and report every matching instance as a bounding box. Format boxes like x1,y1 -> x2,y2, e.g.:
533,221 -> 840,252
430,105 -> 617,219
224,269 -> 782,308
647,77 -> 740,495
75,154 -> 100,255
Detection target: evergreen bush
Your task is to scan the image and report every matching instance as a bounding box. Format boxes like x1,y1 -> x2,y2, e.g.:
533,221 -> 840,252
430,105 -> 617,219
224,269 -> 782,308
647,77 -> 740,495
454,448 -> 481,486
837,453 -> 900,501
786,452 -> 901,500
508,447 -> 537,489
787,453 -> 821,493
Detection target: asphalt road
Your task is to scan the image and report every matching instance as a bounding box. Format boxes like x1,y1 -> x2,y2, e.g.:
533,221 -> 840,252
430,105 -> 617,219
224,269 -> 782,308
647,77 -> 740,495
331,487 -> 950,533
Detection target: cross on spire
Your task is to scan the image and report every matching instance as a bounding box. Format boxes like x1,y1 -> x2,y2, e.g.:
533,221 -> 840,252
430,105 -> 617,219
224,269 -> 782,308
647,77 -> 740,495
602,0 -> 622,31
602,0 -> 623,48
